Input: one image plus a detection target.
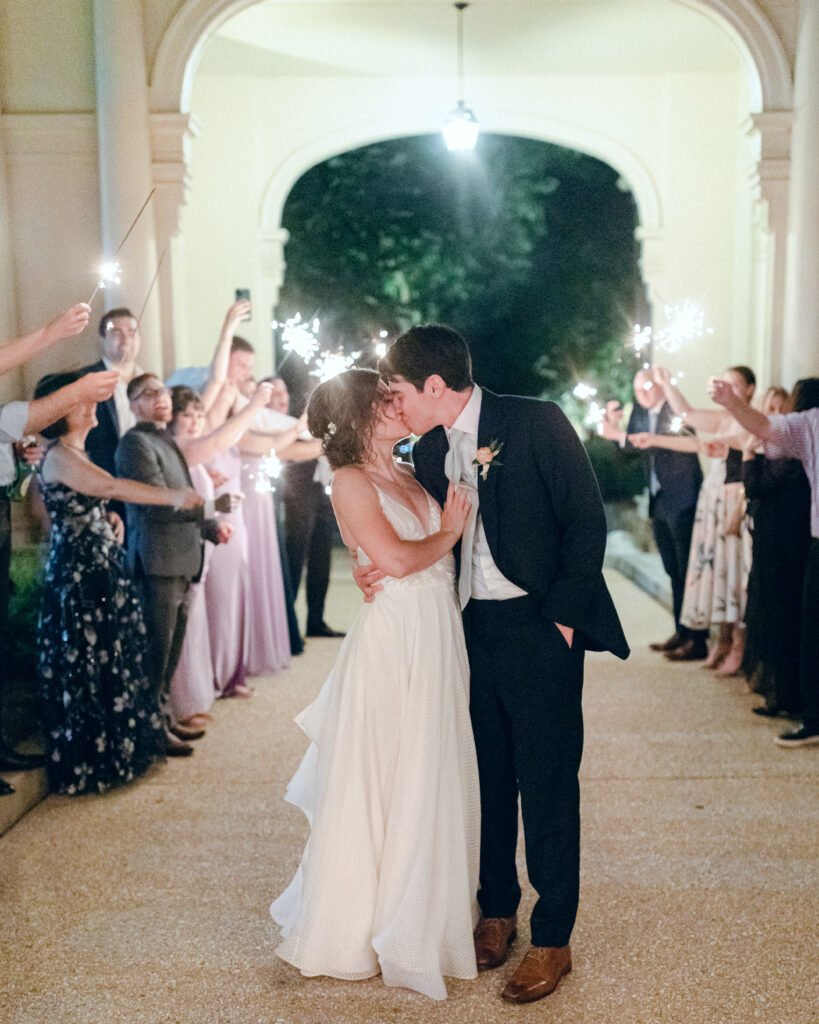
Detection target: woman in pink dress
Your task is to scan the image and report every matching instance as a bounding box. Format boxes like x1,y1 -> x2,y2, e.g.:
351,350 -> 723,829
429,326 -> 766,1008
239,383 -> 309,676
168,382 -> 274,700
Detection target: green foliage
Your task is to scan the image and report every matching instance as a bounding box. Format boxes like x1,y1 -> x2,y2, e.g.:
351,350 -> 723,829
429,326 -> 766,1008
278,134 -> 644,402
8,544 -> 45,683
583,435 -> 647,502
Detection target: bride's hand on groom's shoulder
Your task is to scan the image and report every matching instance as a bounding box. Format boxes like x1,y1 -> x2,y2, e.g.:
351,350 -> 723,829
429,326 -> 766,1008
442,483 -> 473,537
351,558 -> 385,603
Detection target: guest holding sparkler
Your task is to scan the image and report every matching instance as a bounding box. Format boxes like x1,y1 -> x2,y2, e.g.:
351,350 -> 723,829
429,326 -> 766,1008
710,375 -> 819,748
33,370 -> 201,790
629,365 -> 755,674
740,385 -> 810,720
601,367 -> 706,657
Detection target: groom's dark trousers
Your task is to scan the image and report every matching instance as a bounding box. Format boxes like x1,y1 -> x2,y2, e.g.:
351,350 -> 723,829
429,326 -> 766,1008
414,388 -> 629,949
465,596 -> 584,946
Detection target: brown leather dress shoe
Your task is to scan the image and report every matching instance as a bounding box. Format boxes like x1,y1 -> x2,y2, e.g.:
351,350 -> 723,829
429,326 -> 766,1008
649,632 -> 683,652
474,916 -> 517,970
664,638 -> 708,661
501,945 -> 572,1004
169,722 -> 205,741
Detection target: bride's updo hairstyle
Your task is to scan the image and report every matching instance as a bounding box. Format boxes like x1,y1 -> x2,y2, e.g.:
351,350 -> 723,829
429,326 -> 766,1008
307,368 -> 383,470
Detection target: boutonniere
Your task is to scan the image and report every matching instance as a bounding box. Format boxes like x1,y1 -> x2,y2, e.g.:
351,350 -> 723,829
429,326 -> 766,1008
473,439 -> 504,480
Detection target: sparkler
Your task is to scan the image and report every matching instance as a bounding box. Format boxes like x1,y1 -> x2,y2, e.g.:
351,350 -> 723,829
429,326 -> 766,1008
572,382 -> 598,401
87,261 -> 122,304
314,350 -> 354,383
137,249 -> 167,324
87,187 -> 157,304
279,313 -> 320,363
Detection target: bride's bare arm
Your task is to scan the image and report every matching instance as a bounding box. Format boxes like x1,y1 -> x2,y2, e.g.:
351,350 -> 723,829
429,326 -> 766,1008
332,469 -> 471,579
41,445 -> 199,509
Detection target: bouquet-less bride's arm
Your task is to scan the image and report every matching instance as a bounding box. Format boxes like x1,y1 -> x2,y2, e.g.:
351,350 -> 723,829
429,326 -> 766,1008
332,469 -> 471,579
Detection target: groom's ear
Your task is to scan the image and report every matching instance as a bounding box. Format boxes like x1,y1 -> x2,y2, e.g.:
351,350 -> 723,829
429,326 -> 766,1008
423,374 -> 448,398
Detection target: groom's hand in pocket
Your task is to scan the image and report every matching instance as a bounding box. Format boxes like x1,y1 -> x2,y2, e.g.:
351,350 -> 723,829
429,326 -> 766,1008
555,622 -> 574,648
352,558 -> 385,603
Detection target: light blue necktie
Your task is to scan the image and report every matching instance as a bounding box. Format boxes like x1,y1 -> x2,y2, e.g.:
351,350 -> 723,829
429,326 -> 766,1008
445,429 -> 478,609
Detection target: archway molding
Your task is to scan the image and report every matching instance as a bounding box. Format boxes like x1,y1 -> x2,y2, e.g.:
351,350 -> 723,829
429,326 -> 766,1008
257,116 -> 664,238
150,0 -> 793,116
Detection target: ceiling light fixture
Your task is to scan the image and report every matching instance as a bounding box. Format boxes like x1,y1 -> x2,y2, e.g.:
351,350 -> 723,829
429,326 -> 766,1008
442,2 -> 479,152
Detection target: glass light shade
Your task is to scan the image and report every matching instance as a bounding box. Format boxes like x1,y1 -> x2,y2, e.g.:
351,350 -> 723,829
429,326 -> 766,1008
442,101 -> 480,151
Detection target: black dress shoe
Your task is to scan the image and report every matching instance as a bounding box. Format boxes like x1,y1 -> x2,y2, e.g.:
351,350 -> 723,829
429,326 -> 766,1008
162,730 -> 194,757
664,638 -> 708,661
649,632 -> 684,653
0,779 -> 15,797
169,722 -> 205,741
0,746 -> 45,771
305,623 -> 346,638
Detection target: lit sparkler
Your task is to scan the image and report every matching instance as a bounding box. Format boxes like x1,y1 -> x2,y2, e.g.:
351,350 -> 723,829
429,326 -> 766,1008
87,261 -> 122,304
314,350 -> 354,383
654,301 -> 714,354
572,382 -> 598,401
280,313 -> 320,362
669,416 -> 684,433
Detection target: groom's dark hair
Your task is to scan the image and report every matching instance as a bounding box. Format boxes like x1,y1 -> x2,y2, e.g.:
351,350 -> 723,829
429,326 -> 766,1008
379,323 -> 473,392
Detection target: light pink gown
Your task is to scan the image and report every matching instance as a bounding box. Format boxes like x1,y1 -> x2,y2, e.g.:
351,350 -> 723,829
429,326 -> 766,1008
169,463 -> 217,720
240,455 -> 291,676
204,446 -> 249,695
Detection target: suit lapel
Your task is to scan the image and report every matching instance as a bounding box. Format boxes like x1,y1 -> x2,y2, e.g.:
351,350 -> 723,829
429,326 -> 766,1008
476,389 -> 505,554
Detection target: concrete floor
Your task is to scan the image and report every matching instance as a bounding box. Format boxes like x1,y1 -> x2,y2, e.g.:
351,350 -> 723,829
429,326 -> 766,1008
1,570 -> 816,1024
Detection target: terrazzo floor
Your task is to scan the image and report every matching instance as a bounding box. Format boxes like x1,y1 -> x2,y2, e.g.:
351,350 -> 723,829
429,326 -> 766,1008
1,570 -> 816,1024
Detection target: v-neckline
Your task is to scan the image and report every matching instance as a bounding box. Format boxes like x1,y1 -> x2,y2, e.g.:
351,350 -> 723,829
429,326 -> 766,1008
373,484 -> 434,537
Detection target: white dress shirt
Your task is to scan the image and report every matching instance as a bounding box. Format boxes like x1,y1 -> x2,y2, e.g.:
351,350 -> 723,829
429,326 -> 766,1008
103,358 -> 136,435
446,386 -> 526,601
0,401 -> 29,486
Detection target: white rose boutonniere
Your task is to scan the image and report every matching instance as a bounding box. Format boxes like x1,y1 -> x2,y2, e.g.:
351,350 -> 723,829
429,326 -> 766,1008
473,439 -> 504,480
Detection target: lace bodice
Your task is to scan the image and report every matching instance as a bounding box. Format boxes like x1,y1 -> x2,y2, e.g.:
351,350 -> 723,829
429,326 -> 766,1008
357,487 -> 456,591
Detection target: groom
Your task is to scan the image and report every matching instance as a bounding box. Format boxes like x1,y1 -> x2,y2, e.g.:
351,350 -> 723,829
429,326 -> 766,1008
373,324 -> 629,1003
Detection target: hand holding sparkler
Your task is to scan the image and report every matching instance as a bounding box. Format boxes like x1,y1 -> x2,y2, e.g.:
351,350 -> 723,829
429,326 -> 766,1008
249,381 -> 274,411
44,303 -> 92,343
72,369 -> 120,405
627,432 -> 654,449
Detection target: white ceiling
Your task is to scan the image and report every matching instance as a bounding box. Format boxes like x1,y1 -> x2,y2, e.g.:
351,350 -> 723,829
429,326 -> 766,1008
198,0 -> 742,78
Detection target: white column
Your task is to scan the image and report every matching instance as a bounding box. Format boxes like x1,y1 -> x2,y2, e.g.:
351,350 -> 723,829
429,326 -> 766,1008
150,112 -> 201,373
783,0 -> 819,384
745,112 -> 792,387
0,119 -> 21,404
92,0 -> 162,373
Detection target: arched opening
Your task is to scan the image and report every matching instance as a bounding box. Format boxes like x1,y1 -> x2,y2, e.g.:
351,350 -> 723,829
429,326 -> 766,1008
164,0 -> 789,396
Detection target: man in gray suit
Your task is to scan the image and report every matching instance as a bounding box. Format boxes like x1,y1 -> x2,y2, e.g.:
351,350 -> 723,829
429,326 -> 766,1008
115,373 -> 236,756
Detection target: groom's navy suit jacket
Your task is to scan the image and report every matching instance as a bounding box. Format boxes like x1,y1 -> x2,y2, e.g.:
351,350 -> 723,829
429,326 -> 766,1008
413,388 -> 629,659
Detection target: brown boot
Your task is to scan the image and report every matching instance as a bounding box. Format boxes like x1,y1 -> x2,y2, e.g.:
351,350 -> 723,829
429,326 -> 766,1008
501,945 -> 572,1004
473,916 -> 517,970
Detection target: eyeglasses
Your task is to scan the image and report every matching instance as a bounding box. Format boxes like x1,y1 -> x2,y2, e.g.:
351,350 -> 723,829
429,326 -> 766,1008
132,385 -> 169,402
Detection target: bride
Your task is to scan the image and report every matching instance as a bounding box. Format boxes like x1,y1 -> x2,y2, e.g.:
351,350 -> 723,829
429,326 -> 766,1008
270,368 -> 480,1000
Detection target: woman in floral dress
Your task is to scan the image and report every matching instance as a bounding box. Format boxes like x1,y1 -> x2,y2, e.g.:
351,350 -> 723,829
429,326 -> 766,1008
34,372 -> 200,794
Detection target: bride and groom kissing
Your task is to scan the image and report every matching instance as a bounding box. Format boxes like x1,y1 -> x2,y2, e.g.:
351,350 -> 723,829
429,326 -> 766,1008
270,323 -> 629,1003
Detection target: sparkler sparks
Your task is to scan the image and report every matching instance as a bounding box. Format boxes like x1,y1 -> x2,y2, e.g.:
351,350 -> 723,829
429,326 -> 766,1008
572,382 -> 598,401
280,313 -> 320,362
314,350 -> 355,383
88,261 -> 122,304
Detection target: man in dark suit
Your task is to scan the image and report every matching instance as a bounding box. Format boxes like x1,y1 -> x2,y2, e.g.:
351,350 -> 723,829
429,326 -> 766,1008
115,373 -> 234,756
81,308 -> 141,475
602,368 -> 707,659
377,324 -> 629,1004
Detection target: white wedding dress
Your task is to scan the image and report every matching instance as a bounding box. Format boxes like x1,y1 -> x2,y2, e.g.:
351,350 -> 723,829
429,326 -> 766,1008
270,486 -> 480,1000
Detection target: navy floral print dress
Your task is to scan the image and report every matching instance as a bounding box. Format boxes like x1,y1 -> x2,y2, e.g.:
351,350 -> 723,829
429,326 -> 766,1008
38,478 -> 162,795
